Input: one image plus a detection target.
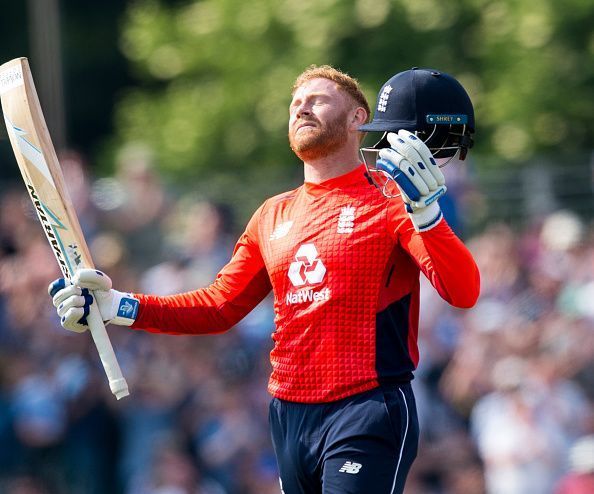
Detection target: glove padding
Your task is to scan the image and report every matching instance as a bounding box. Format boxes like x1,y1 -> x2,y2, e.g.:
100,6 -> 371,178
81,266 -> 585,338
377,130 -> 446,231
48,269 -> 139,333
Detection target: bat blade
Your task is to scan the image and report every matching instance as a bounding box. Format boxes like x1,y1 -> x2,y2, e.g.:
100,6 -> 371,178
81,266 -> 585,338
0,57 -> 129,400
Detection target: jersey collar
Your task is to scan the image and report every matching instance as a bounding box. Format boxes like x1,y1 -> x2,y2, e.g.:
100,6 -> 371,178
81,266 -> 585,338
303,164 -> 368,198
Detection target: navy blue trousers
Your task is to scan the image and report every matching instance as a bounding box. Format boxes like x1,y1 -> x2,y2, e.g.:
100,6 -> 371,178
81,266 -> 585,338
269,383 -> 419,494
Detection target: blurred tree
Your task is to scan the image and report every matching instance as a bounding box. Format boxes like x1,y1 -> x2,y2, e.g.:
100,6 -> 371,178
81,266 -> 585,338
0,1 -> 28,182
110,0 -> 593,180
7,0 -> 591,220
60,0 -> 134,156
0,0 -> 134,181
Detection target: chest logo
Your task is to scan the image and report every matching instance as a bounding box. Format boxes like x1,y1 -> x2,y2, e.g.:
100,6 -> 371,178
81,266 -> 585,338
288,243 -> 326,287
337,205 -> 355,234
269,220 -> 293,240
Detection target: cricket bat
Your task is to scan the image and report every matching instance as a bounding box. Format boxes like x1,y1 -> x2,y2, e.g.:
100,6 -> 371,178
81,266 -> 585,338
0,57 -> 129,400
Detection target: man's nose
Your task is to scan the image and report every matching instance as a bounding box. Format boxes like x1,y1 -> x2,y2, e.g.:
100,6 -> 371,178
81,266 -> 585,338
296,102 -> 311,118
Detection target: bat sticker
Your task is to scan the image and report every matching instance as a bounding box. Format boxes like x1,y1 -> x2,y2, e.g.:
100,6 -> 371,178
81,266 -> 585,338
26,183 -> 72,278
0,65 -> 24,95
4,116 -> 56,186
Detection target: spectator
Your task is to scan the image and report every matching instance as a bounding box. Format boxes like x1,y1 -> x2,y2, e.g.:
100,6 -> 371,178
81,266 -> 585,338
555,435 -> 594,494
0,154 -> 592,493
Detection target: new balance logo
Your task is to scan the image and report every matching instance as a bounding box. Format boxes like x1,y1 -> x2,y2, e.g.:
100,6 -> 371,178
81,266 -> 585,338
269,221 -> 293,240
339,461 -> 362,474
337,205 -> 355,234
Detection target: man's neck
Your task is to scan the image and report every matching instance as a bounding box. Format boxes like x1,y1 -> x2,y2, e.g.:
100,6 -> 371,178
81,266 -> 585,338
302,147 -> 361,184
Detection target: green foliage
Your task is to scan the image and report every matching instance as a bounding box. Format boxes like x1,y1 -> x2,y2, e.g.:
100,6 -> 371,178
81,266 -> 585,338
110,0 -> 594,216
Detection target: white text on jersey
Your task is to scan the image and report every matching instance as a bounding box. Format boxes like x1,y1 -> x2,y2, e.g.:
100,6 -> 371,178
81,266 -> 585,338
286,287 -> 331,305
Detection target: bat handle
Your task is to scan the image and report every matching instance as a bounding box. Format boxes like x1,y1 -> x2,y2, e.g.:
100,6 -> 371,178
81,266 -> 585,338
86,299 -> 130,400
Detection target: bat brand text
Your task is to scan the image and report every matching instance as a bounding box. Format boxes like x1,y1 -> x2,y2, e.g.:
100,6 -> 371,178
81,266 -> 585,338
27,183 -> 71,279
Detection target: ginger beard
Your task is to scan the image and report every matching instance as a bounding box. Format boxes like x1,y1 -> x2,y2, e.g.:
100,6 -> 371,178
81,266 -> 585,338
289,107 -> 350,162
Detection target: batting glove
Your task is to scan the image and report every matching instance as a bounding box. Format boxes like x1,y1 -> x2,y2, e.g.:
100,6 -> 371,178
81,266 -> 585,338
48,269 -> 139,332
377,130 -> 446,232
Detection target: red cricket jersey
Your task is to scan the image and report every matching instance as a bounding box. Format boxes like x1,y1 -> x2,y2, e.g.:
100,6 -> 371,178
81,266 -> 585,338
132,165 -> 480,403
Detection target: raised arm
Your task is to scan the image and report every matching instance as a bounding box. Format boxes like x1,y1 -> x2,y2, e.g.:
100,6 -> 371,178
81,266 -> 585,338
393,210 -> 480,308
381,131 -> 480,308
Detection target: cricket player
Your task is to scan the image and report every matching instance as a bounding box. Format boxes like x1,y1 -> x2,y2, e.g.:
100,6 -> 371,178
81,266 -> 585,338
49,66 -> 480,494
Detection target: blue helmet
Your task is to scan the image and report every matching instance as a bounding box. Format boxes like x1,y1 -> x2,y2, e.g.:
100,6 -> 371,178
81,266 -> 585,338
360,68 -> 474,160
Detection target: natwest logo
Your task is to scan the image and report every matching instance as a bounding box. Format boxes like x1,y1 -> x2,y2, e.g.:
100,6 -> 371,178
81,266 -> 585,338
286,243 -> 330,305
288,243 -> 326,287
286,287 -> 330,305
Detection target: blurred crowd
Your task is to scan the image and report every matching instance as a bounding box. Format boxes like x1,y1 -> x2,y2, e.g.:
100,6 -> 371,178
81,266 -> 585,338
0,150 -> 592,494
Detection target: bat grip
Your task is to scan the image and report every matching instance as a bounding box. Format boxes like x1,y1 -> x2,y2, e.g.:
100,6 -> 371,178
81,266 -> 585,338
86,299 -> 130,399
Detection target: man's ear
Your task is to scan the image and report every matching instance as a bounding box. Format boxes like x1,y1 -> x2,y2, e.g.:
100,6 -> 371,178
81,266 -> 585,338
349,107 -> 368,131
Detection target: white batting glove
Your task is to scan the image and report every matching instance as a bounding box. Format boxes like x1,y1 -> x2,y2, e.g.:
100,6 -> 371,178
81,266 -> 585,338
48,269 -> 139,332
377,130 -> 446,232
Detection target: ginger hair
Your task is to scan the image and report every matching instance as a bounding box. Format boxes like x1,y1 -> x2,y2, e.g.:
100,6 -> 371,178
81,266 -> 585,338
292,65 -> 371,124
